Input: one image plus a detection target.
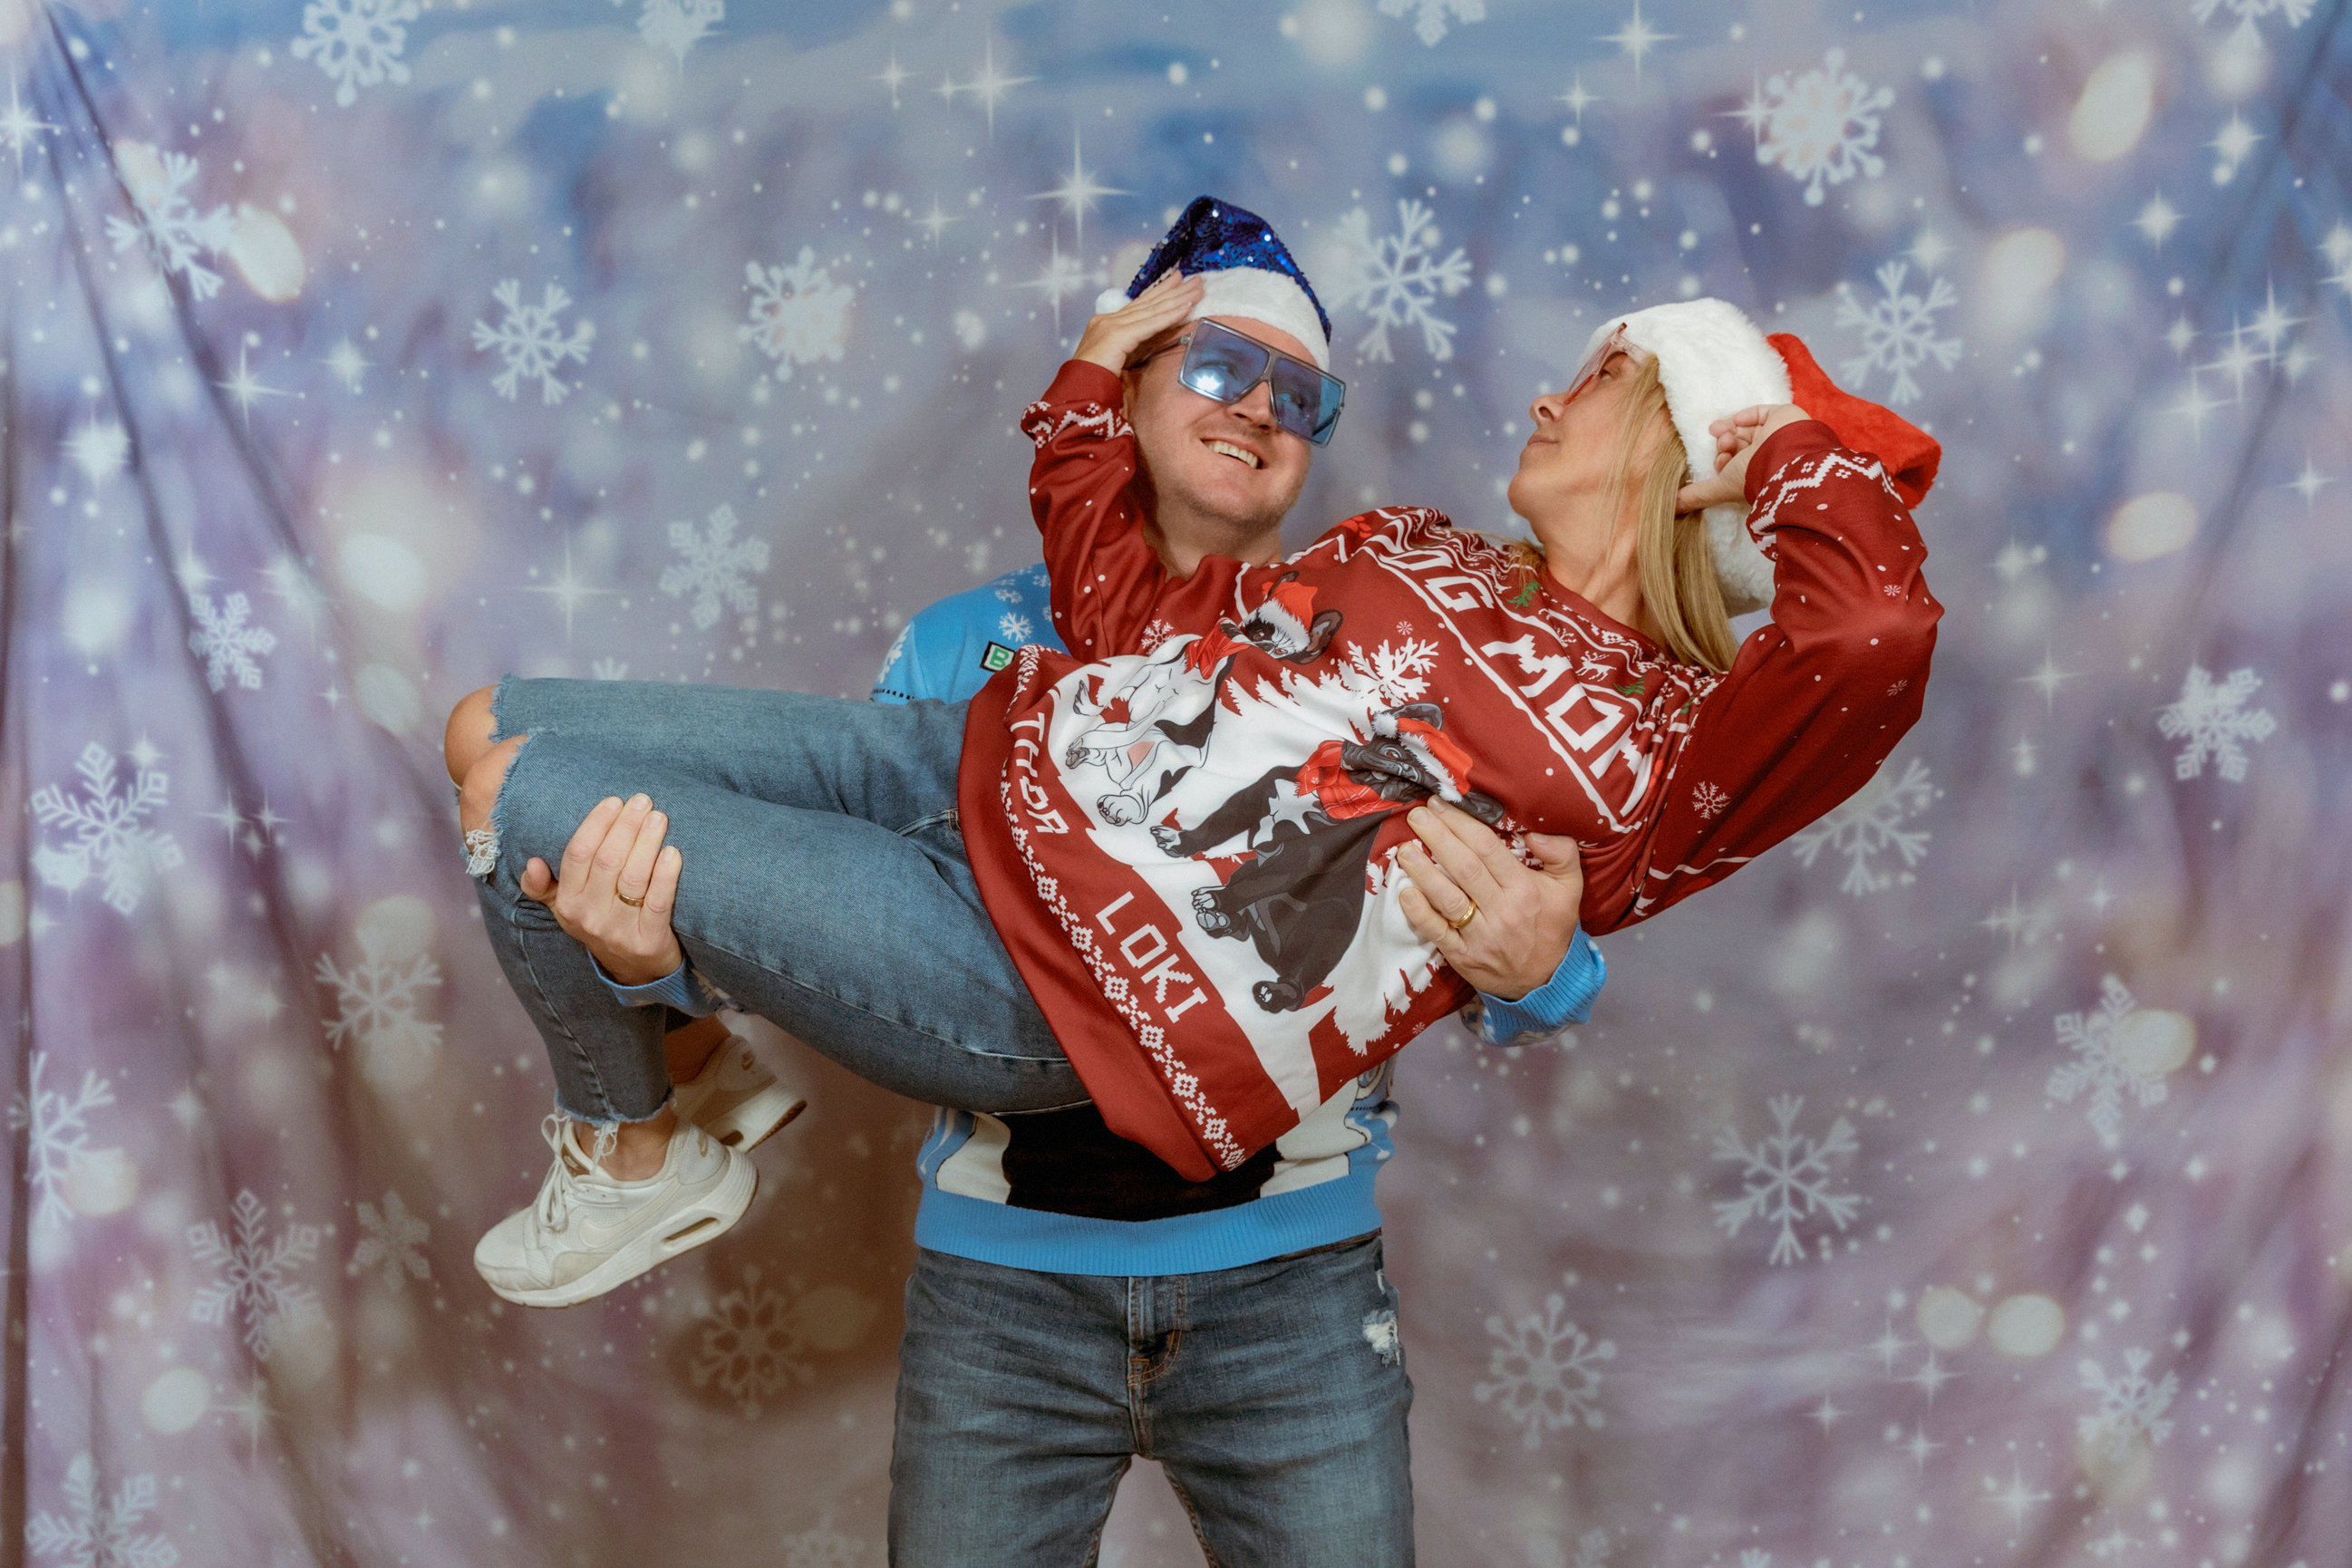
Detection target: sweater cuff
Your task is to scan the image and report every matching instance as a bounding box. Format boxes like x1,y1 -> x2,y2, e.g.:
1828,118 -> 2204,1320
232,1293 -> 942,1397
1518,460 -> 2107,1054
1745,420 -> 1839,505
595,958 -> 722,1018
1466,929 -> 1606,1047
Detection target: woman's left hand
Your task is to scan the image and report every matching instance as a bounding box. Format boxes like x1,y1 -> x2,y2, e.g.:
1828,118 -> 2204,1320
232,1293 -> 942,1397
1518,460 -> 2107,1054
1396,798 -> 1586,1001
1675,402 -> 1812,512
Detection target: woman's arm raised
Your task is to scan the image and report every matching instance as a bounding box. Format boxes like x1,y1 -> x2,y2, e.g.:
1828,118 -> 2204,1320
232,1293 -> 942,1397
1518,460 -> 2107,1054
1593,411 -> 1941,931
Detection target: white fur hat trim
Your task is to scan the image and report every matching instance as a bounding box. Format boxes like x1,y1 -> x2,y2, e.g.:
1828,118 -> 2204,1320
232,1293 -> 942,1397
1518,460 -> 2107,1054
1094,269 -> 1331,372
1577,298 -> 1790,615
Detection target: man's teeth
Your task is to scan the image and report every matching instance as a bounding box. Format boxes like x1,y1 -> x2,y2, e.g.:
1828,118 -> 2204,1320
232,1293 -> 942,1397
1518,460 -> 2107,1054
1207,440 -> 1262,469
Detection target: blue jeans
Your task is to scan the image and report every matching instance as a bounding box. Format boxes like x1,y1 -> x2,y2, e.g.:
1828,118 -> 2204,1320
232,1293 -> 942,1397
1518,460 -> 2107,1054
891,1234 -> 1415,1567
470,678 -> 1082,1125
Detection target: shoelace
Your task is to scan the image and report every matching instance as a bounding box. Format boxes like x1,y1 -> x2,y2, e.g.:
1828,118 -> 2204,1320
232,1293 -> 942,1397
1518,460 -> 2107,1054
532,1113 -> 600,1235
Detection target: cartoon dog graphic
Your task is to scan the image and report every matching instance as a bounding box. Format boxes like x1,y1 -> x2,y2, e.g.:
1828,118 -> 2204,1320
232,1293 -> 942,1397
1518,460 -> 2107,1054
1064,573 -> 1342,826
1151,703 -> 1505,1012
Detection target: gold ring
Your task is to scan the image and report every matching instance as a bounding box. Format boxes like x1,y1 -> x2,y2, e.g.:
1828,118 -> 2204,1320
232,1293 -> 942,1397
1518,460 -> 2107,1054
615,888 -> 646,908
1447,902 -> 1478,933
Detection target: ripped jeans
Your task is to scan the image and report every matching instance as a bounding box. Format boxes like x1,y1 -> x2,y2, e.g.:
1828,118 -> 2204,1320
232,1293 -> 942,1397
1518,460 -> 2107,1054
467,677 -> 1084,1128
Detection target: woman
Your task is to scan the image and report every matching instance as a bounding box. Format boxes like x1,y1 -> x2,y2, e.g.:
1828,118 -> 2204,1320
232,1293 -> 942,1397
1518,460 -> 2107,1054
447,272 -> 1939,1304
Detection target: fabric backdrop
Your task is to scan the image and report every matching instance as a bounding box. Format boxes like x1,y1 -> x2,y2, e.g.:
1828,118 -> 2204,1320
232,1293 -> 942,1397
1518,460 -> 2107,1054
5,0 -> 2348,1563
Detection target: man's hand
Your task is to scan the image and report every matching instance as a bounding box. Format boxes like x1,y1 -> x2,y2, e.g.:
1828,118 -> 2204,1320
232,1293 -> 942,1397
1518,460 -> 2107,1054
1674,402 -> 1812,513
1396,798 -> 1586,1001
1073,269 -> 1205,375
518,793 -> 686,988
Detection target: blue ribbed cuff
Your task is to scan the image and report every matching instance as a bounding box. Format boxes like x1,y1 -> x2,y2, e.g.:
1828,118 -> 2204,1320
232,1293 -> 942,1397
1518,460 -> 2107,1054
595,959 -> 721,1017
1466,928 -> 1605,1046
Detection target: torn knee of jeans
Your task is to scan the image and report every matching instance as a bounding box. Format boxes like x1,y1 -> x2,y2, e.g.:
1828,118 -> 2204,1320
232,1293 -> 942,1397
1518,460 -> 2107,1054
459,731 -> 533,880
462,826 -> 499,879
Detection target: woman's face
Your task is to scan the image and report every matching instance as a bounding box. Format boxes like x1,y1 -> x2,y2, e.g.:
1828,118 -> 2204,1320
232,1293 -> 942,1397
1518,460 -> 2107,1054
1505,347 -> 1662,525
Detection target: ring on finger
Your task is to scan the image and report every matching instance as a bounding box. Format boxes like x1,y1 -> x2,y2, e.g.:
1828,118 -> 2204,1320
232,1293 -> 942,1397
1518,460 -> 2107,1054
1447,901 -> 1478,933
615,887 -> 646,908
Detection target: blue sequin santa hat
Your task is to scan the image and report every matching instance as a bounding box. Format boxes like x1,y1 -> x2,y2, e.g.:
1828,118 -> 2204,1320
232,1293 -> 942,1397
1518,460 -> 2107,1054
1094,196 -> 1334,371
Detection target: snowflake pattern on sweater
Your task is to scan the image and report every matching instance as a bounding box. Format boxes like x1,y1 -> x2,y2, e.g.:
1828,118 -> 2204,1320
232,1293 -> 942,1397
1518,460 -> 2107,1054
956,361 -> 1939,1177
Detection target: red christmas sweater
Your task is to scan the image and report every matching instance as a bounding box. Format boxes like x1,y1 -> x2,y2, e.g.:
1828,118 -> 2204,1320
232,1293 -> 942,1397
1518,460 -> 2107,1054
957,360 -> 1940,1180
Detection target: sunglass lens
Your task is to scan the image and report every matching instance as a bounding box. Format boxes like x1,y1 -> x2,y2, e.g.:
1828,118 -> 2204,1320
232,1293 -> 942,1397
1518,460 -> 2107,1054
1181,329 -> 1267,403
1312,374 -> 1345,443
1270,358 -> 1324,441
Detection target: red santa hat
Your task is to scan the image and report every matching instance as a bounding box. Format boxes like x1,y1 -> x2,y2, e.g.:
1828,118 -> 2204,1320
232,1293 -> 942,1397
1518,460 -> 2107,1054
1375,710 -> 1475,800
1249,578 -> 1318,652
1576,300 -> 1941,615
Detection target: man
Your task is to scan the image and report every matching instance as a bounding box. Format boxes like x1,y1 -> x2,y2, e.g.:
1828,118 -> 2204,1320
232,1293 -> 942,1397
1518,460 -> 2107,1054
869,197 -> 1605,1566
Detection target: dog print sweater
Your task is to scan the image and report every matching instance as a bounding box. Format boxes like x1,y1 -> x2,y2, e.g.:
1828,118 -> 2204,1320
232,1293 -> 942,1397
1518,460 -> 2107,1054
955,360 -> 1941,1180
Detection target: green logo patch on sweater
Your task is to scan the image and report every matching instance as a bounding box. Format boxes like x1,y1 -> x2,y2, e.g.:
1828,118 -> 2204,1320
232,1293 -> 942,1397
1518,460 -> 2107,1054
980,642 -> 1015,673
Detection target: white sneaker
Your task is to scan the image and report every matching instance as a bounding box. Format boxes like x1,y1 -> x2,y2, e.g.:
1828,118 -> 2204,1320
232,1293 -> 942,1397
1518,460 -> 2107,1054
474,1115 -> 756,1309
673,1038 -> 806,1152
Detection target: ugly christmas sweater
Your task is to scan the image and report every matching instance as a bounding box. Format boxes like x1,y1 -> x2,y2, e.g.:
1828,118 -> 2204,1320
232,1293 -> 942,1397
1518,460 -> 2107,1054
956,359 -> 1940,1181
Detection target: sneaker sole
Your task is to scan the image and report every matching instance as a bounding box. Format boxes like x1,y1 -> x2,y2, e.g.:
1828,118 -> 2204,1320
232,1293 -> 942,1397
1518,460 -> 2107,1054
483,1152 -> 759,1310
699,1084 -> 808,1152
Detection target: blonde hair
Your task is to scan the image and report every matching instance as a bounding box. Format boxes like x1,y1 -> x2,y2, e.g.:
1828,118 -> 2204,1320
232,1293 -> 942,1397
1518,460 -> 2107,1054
1509,355 -> 1736,673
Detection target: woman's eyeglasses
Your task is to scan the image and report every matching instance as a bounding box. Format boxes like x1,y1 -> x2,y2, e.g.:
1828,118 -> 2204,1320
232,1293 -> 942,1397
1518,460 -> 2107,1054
1559,324 -> 1648,404
1146,317 -> 1347,447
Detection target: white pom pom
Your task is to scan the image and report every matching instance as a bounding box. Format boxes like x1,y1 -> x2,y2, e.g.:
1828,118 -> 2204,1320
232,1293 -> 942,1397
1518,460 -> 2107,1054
1094,287 -> 1132,317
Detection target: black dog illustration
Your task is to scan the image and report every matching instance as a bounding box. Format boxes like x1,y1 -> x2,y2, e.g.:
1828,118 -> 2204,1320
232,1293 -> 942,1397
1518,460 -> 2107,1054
1151,704 -> 1504,1012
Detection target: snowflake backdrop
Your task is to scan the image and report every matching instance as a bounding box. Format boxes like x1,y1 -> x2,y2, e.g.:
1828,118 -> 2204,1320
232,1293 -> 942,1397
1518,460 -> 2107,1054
3,0 -> 2348,1563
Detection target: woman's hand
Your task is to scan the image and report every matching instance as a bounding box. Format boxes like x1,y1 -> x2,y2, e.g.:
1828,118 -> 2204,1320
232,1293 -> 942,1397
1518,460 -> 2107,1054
1675,402 -> 1812,513
1073,269 -> 1205,375
1396,798 -> 1586,1001
518,794 -> 686,987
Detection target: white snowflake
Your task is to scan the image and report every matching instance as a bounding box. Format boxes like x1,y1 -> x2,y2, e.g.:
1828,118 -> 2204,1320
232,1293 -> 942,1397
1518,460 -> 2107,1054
30,743 -> 186,916
661,504 -> 769,630
187,593 -> 277,692
2047,975 -> 2166,1147
350,1190 -> 431,1291
1741,48 -> 1895,207
7,1052 -> 116,1232
779,1521 -> 867,1568
26,1454 -> 179,1568
1691,780 -> 1729,819
2192,0 -> 2314,36
1713,1094 -> 1861,1266
1136,617 -> 1176,653
1787,756 -> 1933,896
103,147 -> 236,301
1834,261 -> 1961,407
471,279 -> 596,405
1343,637 -> 1442,706
2156,664 -> 2275,782
1378,0 -> 1486,46
997,611 -> 1035,644
315,936 -> 442,1059
692,1264 -> 809,1418
1473,1293 -> 1614,1447
739,250 -> 856,380
2077,1346 -> 2178,1459
289,0 -> 421,109
1327,199 -> 1474,363
591,657 -> 630,680
640,0 -> 723,63
189,1189 -> 322,1360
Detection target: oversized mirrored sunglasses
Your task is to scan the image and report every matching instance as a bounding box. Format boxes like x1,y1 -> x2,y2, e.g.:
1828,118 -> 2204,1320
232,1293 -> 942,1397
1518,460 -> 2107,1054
1559,324 -> 1649,404
1145,316 -> 1347,446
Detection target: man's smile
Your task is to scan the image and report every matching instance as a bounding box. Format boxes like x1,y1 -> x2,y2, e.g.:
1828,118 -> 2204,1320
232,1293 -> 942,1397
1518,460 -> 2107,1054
1205,438 -> 1263,469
